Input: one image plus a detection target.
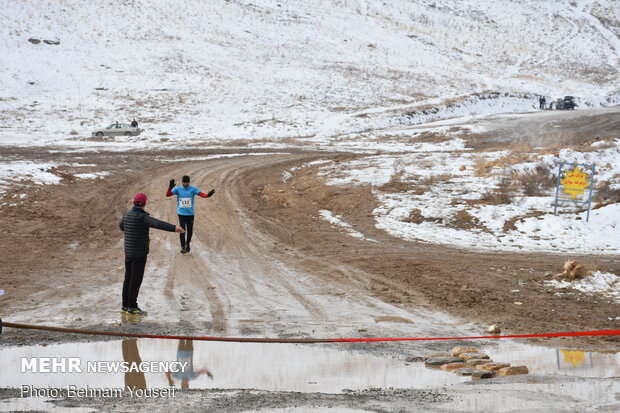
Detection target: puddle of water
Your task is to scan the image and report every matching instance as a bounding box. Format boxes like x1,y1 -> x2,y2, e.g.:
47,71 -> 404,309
0,338 -> 617,405
255,409 -> 370,413
434,341 -> 620,412
0,339 -> 462,393
485,341 -> 618,377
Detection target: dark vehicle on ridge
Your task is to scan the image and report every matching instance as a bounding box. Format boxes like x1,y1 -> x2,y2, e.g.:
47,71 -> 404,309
556,96 -> 577,110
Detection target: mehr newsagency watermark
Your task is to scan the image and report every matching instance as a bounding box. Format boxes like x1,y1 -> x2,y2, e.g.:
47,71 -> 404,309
21,357 -> 187,374
18,357 -> 187,398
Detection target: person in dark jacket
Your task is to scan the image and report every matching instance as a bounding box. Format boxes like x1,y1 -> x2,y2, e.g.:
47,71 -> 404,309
539,96 -> 547,109
131,119 -> 138,128
119,193 -> 184,316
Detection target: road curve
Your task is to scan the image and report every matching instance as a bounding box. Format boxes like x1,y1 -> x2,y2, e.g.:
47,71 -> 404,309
144,153 -> 475,341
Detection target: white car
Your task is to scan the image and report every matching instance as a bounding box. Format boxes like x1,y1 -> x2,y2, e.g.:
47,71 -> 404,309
92,123 -> 143,137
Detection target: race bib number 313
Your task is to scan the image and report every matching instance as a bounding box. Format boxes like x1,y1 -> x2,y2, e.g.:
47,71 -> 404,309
179,197 -> 192,208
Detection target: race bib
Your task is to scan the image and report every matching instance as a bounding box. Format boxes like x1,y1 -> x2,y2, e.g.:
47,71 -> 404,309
179,197 -> 192,208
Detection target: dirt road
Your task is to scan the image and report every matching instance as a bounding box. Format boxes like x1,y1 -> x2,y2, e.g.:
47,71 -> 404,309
1,152 -> 481,343
464,105 -> 620,149
0,109 -> 619,411
1,146 -> 618,348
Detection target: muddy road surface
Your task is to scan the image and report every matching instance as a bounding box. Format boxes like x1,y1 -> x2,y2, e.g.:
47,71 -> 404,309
0,108 -> 619,412
464,105 -> 620,149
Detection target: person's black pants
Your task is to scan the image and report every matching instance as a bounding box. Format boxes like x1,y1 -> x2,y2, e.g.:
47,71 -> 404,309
123,255 -> 147,308
178,214 -> 194,248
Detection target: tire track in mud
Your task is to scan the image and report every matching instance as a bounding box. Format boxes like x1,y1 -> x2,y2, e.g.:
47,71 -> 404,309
148,169 -> 230,334
192,158 -> 329,324
146,154 -> 337,337
189,154 -> 461,335
178,160 -> 304,323
178,253 -> 229,334
143,153 -> 456,340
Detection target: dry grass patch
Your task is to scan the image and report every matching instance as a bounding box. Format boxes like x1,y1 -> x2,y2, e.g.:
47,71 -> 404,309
473,156 -> 503,177
512,164 -> 556,196
474,146 -> 532,177
502,211 -> 546,232
401,208 -> 444,224
593,180 -> 620,205
402,208 -> 425,224
477,176 -> 514,205
576,138 -> 618,152
415,131 -> 448,143
415,159 -> 439,170
380,170 -> 413,193
447,210 -> 487,231
538,148 -> 560,157
419,173 -> 454,188
380,169 -> 455,194
477,143 -> 534,154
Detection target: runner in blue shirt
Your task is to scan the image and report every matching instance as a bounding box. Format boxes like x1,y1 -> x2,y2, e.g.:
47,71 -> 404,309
166,175 -> 215,253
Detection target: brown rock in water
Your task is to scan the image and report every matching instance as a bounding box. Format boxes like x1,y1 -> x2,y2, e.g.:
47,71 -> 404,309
425,356 -> 464,367
472,370 -> 495,380
423,352 -> 452,360
497,366 -> 529,376
441,362 -> 467,371
466,359 -> 493,367
451,346 -> 479,357
460,352 -> 490,361
476,362 -> 511,371
453,367 -> 476,376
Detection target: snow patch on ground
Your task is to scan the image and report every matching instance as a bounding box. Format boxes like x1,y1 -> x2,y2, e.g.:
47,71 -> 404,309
319,210 -> 376,242
74,171 -> 110,180
546,272 -> 620,304
161,153 -> 288,163
0,161 -> 60,196
318,139 -> 620,254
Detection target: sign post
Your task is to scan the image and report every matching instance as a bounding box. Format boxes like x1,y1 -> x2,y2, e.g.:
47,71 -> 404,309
553,162 -> 595,221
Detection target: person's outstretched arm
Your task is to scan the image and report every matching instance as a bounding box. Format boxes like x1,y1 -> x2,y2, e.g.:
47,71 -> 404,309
145,215 -> 184,233
198,189 -> 215,198
166,179 -> 176,197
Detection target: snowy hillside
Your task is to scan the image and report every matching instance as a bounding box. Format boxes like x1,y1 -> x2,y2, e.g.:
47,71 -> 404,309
1,0 -> 619,145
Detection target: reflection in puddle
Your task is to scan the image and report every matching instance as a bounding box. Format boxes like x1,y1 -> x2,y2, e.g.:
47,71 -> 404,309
0,339 -> 618,398
1,339 -> 469,393
122,340 -> 146,391
164,339 -> 213,389
484,342 -> 618,378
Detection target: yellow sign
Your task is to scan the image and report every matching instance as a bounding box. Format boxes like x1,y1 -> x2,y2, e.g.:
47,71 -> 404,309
560,166 -> 590,200
560,350 -> 586,367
